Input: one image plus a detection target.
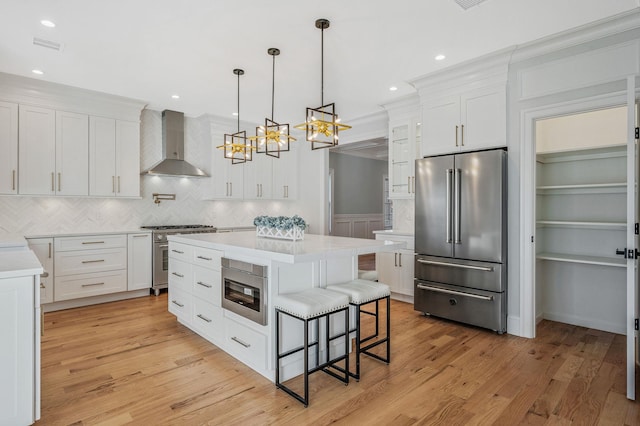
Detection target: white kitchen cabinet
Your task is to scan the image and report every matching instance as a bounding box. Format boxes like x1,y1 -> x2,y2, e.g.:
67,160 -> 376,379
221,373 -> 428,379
211,148 -> 244,199
27,238 -> 54,304
271,143 -> 298,200
422,85 -> 505,156
127,233 -> 152,291
89,116 -> 140,197
244,154 -> 273,200
0,101 -> 18,194
388,119 -> 421,199
375,232 -> 414,300
18,106 -> 89,196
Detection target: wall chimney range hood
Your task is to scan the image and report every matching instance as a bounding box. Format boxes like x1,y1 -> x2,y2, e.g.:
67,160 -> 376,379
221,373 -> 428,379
143,110 -> 208,177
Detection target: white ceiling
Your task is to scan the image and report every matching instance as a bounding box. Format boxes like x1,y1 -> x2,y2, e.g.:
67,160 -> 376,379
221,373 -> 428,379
1,0 -> 638,129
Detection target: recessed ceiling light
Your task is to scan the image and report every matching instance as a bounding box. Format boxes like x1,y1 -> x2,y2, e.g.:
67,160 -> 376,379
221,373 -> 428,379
171,94 -> 180,99
31,69 -> 44,75
389,86 -> 398,91
435,54 -> 446,61
232,112 -> 238,116
40,19 -> 56,28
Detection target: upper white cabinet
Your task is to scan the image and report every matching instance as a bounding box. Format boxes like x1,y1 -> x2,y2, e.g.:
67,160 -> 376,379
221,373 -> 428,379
383,95 -> 421,200
412,48 -> 512,157
244,154 -> 273,200
18,106 -> 89,196
211,150 -> 244,200
422,85 -> 506,156
0,101 -> 18,194
271,143 -> 298,200
89,117 -> 140,197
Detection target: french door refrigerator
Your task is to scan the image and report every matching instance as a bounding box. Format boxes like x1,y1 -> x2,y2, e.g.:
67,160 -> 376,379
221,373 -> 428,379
414,148 -> 507,333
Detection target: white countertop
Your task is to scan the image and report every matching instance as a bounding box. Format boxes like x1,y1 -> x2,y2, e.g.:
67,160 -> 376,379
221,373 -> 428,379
0,249 -> 43,279
169,231 -> 406,263
373,230 -> 414,237
0,234 -> 28,250
24,229 -> 151,239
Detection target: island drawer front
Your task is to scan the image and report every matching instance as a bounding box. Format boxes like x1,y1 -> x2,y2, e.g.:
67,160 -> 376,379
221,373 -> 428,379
168,259 -> 192,293
55,234 -> 126,252
54,270 -> 127,301
168,288 -> 192,323
55,248 -> 126,276
224,318 -> 267,371
192,265 -> 221,306
168,242 -> 193,262
192,298 -> 224,343
192,247 -> 223,271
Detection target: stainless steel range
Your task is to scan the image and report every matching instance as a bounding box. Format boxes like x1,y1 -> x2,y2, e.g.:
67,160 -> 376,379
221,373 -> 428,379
141,225 -> 217,295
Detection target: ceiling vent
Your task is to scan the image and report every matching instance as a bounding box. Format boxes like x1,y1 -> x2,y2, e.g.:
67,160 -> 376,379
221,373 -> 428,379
33,37 -> 63,51
454,0 -> 489,10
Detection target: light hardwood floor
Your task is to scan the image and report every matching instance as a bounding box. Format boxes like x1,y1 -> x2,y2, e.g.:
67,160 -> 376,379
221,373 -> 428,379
36,293 -> 640,425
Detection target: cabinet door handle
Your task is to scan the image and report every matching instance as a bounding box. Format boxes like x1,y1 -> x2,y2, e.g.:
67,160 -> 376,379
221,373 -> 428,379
394,252 -> 398,267
171,272 -> 184,278
82,259 -> 105,264
51,172 -> 55,192
58,172 -> 61,192
455,125 -> 459,147
40,283 -> 45,289
257,184 -> 259,197
412,176 -> 415,194
197,314 -> 212,323
399,253 -> 402,267
461,124 -> 464,146
231,336 -> 251,348
172,300 -> 184,308
81,282 -> 105,287
197,256 -> 212,261
112,176 -> 116,193
48,242 -> 52,258
82,241 -> 105,245
12,170 -> 15,191
171,249 -> 184,254
196,281 -> 213,288
408,177 -> 411,194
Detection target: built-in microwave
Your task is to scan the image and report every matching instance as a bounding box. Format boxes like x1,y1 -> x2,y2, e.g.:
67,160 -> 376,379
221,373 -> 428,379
221,258 -> 268,326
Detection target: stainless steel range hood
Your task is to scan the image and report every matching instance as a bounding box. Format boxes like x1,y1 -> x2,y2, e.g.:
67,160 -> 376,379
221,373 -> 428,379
143,110 -> 208,177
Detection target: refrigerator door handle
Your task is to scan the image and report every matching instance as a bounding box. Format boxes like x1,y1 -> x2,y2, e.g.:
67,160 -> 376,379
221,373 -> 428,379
446,169 -> 453,243
416,258 -> 494,272
416,283 -> 494,301
454,168 -> 462,244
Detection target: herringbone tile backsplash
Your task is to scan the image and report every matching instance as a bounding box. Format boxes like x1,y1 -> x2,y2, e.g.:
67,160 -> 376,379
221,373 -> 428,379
0,110 -> 304,236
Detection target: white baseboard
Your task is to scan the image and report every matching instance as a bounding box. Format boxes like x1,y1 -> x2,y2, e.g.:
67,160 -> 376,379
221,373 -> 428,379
42,289 -> 150,312
543,311 -> 625,335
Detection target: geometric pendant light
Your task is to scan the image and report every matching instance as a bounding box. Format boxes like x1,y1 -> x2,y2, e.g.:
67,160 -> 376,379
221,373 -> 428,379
294,19 -> 351,150
250,48 -> 296,158
217,68 -> 254,164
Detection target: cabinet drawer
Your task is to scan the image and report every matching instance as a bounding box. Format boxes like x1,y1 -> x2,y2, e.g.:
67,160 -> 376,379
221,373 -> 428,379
168,258 -> 192,293
192,298 -> 224,342
192,247 -> 223,271
54,269 -> 127,301
55,234 -> 126,251
55,248 -> 126,276
224,317 -> 267,371
168,242 -> 193,262
192,265 -> 221,306
168,288 -> 192,324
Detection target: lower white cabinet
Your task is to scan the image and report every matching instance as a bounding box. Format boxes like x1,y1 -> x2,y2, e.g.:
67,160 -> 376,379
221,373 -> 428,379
375,232 -> 415,299
128,233 -> 151,290
224,314 -> 267,371
27,238 -> 54,304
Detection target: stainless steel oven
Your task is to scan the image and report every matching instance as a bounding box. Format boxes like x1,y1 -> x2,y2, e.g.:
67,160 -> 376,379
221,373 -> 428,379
221,258 -> 267,325
141,225 -> 216,295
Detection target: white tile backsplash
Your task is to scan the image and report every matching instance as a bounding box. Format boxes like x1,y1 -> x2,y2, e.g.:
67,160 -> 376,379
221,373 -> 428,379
392,198 -> 415,233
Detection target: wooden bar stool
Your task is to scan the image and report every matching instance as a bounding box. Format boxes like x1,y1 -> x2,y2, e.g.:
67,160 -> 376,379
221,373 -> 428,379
274,288 -> 351,407
328,279 -> 391,381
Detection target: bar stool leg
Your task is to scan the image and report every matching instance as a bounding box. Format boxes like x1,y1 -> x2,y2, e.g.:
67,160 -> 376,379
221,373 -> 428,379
303,318 -> 309,407
355,304 -> 361,381
386,295 -> 391,363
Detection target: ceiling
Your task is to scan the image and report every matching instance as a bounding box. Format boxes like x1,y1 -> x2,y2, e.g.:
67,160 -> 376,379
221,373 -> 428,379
1,0 -> 638,133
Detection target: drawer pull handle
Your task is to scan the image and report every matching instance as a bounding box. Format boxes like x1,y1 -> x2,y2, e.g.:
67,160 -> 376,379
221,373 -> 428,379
197,314 -> 212,323
82,282 -> 105,288
171,272 -> 184,278
82,241 -> 105,245
40,283 -> 45,289
82,259 -> 105,264
416,283 -> 494,301
40,271 -> 49,278
172,300 -> 184,308
133,234 -> 148,238
417,259 -> 494,272
172,249 -> 184,254
159,244 -> 169,248
197,256 -> 212,261
197,281 -> 212,288
231,336 -> 251,348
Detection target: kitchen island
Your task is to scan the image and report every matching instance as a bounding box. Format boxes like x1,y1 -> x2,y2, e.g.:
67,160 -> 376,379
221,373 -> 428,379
167,231 -> 404,382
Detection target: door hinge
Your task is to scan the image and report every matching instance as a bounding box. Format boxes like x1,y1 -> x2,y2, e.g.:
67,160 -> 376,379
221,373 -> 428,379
636,223 -> 639,235
635,318 -> 639,331
615,248 -> 640,259
636,127 -> 639,140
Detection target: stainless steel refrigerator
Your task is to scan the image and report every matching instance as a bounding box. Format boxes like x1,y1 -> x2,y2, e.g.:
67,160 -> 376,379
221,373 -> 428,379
414,148 -> 507,333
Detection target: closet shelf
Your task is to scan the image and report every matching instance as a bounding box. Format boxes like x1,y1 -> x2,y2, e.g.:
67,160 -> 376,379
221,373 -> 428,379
536,182 -> 626,195
536,220 -> 626,230
536,252 -> 626,268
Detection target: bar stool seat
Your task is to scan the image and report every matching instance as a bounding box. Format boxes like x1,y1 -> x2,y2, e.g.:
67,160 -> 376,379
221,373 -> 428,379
328,279 -> 391,381
274,288 -> 351,407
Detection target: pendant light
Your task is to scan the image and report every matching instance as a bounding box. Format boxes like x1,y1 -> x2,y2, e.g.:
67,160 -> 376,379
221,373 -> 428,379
295,18 -> 351,149
217,69 -> 254,164
250,48 -> 296,158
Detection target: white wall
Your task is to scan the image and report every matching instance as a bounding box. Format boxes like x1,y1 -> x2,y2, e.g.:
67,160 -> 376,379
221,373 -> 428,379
0,109 -> 325,236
